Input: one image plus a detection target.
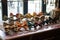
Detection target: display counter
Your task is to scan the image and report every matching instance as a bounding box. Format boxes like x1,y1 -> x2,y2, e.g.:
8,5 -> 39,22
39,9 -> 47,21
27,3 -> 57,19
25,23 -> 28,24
5,24 -> 60,40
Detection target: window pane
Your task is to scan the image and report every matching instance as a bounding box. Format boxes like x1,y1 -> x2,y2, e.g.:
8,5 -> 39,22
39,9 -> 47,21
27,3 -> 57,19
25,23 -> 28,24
28,0 -> 34,1
8,1 -> 23,17
28,0 -> 39,1
7,0 -> 23,1
28,1 -> 35,14
8,2 -> 17,16
28,0 -> 42,15
46,0 -> 55,13
0,2 -> 2,21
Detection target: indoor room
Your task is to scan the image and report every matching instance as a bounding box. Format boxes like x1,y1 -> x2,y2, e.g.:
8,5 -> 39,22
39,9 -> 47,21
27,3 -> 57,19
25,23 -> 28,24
0,0 -> 60,40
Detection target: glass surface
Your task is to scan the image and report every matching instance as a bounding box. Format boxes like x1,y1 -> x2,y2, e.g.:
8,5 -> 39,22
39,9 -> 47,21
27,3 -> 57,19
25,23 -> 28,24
7,0 -> 23,1
46,0 -> 55,13
7,0 -> 23,17
0,2 -> 2,21
28,0 -> 42,15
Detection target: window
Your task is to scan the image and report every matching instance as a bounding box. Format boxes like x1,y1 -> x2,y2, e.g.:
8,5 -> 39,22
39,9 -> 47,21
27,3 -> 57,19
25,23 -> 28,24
28,0 -> 42,15
7,0 -> 23,17
46,0 -> 55,13
0,0 -> 2,21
